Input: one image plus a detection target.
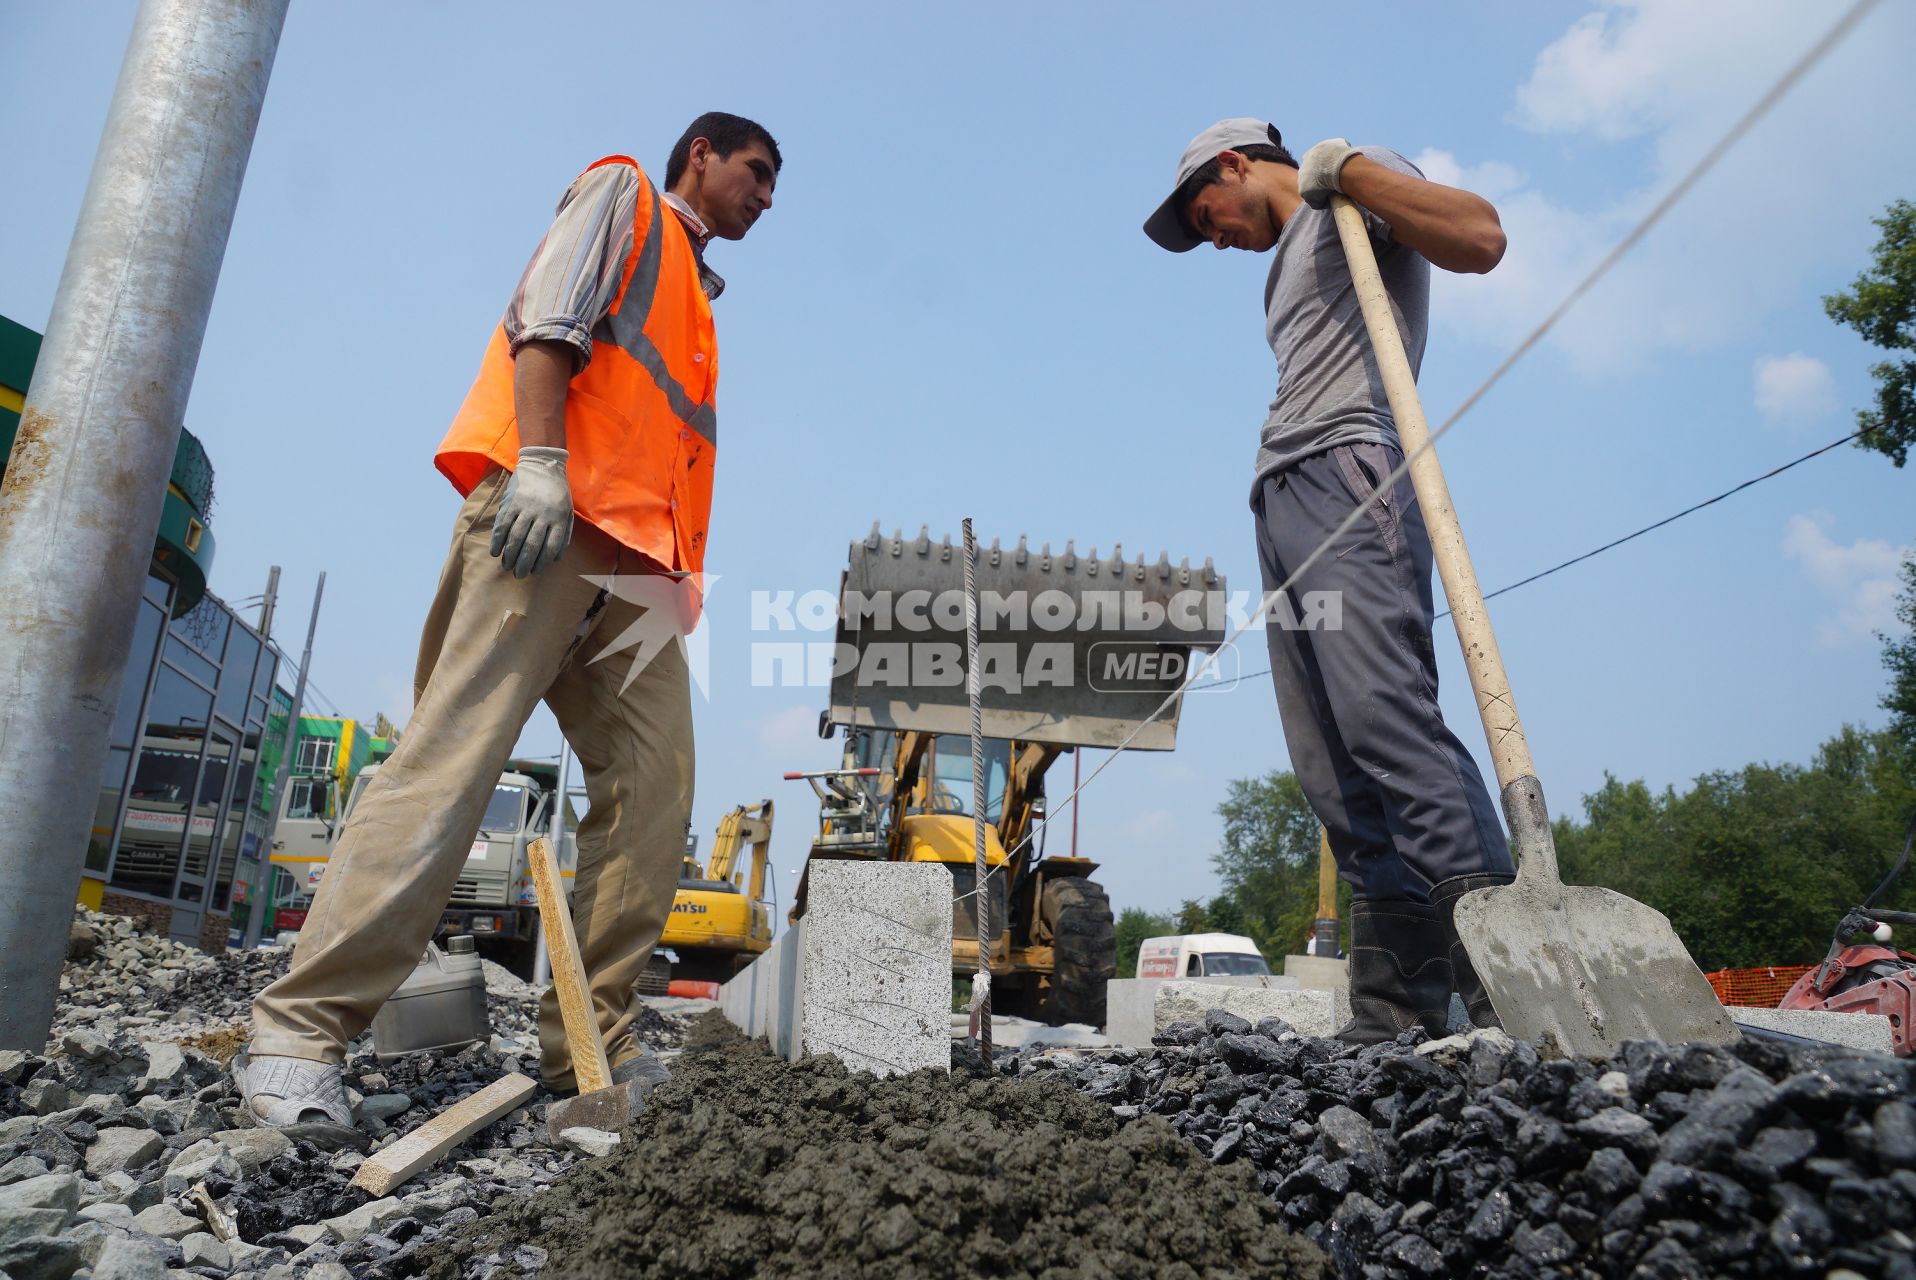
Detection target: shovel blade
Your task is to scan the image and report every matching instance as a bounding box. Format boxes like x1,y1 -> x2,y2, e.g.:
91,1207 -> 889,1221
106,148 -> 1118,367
1453,879 -> 1737,1058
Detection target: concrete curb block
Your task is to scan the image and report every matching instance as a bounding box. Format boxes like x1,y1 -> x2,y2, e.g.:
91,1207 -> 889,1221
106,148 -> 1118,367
1105,975 -> 1299,1048
1729,1005 -> 1896,1054
1154,979 -> 1351,1040
720,862 -> 952,1077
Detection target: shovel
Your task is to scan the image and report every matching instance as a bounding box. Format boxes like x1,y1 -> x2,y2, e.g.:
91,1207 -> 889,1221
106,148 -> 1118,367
1327,194 -> 1737,1058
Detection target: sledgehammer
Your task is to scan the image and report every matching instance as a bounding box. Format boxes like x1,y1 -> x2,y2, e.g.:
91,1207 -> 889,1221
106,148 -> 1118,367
526,837 -> 659,1139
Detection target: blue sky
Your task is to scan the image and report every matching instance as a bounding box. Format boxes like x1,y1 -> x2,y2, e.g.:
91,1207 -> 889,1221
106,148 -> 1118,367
5,1 -> 1912,923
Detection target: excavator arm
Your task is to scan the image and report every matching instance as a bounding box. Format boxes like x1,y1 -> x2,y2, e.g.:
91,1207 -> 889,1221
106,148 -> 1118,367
708,800 -> 775,896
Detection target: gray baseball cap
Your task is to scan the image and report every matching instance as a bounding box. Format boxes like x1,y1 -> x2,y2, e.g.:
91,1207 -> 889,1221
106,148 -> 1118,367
1144,117 -> 1281,252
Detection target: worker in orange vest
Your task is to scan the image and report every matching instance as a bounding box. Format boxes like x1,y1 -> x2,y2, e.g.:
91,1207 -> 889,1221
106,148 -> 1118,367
237,113 -> 780,1136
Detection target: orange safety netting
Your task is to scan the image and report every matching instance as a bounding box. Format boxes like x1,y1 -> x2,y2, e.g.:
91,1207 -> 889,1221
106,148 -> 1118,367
1705,965 -> 1815,1008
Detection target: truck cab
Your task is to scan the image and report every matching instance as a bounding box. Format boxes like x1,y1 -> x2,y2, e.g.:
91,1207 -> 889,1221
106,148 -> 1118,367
285,758 -> 574,974
1136,933 -> 1272,979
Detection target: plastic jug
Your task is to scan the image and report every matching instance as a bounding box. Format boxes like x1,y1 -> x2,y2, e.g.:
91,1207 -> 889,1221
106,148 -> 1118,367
369,936 -> 490,1058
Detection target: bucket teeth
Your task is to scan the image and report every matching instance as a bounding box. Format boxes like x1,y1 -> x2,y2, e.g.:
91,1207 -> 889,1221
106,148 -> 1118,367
1157,551 -> 1172,580
1015,535 -> 1028,567
1041,541 -> 1052,571
989,537 -> 1001,567
1178,555 -> 1191,586
915,525 -> 931,557
1087,546 -> 1100,576
1134,552 -> 1147,582
865,521 -> 881,551
1203,557 -> 1217,585
1064,540 -> 1077,571
890,527 -> 904,556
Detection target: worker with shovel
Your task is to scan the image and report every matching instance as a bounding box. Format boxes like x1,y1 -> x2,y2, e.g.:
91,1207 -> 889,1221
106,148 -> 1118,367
234,113 -> 780,1136
1144,120 -> 1514,1044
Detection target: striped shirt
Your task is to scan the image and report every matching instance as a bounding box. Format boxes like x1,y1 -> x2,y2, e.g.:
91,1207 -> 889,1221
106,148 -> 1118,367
503,163 -> 722,373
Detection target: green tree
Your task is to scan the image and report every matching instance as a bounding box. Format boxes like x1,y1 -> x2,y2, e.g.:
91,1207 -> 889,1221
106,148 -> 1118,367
1883,554 -> 1916,755
1212,771 -> 1344,960
1825,199 -> 1916,467
1555,726 -> 1916,970
1114,906 -> 1175,979
1174,899 -> 1210,935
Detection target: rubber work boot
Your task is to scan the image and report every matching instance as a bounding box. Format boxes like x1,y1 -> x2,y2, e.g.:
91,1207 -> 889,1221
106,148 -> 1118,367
1335,899 -> 1453,1045
231,1047 -> 365,1150
1432,873 -> 1516,1029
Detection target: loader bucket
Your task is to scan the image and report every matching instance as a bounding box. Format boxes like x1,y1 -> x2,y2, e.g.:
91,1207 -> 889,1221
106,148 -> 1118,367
826,524 -> 1230,751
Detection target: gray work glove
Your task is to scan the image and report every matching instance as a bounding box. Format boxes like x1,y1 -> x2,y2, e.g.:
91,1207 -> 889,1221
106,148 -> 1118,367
489,446 -> 574,578
1298,137 -> 1360,210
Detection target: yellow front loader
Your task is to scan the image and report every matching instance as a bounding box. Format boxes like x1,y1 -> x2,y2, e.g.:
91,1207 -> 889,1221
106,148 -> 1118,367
788,524 -> 1228,1027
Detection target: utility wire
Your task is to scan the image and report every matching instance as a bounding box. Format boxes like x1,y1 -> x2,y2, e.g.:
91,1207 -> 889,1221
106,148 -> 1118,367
948,0 -> 1877,902
1191,426 -> 1867,690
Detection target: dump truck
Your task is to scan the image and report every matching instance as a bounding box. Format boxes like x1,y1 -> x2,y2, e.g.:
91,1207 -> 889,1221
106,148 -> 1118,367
273,757 -> 574,975
641,800 -> 777,992
788,524 -> 1227,1028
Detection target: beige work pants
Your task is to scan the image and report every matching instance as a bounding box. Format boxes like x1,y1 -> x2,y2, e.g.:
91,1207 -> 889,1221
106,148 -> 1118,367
250,470 -> 695,1088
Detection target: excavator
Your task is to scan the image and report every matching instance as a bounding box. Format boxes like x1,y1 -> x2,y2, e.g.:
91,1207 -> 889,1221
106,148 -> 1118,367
788,524 -> 1227,1028
640,800 -> 776,993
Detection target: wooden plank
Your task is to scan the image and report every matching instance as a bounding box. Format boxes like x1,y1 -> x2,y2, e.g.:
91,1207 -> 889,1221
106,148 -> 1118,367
349,1072 -> 537,1197
527,836 -> 612,1094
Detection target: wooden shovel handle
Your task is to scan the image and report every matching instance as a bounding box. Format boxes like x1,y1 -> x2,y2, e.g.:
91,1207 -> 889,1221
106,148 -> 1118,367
528,836 -> 612,1094
1326,195 -> 1538,794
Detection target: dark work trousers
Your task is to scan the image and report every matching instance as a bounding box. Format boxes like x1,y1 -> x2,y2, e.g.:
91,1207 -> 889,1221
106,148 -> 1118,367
1252,440 -> 1513,902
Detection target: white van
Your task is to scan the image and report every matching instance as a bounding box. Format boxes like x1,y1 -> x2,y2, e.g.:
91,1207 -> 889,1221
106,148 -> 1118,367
1136,933 -> 1271,980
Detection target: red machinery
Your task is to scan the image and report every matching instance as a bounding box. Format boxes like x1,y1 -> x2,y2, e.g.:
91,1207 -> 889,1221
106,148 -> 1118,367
1779,813 -> 1916,1057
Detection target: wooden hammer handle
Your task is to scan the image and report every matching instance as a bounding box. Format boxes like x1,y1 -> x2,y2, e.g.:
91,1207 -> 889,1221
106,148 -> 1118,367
527,836 -> 612,1094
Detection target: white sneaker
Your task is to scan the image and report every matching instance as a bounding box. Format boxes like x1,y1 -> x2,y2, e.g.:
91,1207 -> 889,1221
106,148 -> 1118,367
232,1047 -> 357,1133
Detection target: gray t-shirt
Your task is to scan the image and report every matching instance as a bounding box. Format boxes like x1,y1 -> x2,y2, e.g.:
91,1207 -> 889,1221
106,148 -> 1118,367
1252,147 -> 1429,495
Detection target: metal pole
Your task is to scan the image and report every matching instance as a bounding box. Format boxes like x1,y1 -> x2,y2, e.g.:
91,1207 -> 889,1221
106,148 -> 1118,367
257,564 -> 281,637
0,0 -> 289,1047
1070,749 -> 1081,858
533,740 -> 568,989
962,518 -> 991,1060
242,573 -> 324,950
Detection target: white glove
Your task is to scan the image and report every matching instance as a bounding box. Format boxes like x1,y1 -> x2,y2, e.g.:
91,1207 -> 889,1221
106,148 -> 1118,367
490,446 -> 574,578
1298,138 -> 1360,210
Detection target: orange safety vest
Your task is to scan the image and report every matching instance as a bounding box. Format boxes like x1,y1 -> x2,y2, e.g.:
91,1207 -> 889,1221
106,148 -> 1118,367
436,155 -> 717,598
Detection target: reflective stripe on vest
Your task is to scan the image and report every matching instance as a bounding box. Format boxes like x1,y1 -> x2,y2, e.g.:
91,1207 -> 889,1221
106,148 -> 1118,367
595,183 -> 718,444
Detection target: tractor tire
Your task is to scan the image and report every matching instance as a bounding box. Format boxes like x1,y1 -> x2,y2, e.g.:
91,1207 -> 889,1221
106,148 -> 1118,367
1041,876 -> 1116,1028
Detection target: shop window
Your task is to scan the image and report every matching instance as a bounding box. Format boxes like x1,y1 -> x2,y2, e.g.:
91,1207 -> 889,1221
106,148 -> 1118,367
295,736 -> 337,774
218,622 -> 261,726
170,594 -> 230,664
113,666 -> 213,899
111,600 -> 165,751
87,747 -> 131,875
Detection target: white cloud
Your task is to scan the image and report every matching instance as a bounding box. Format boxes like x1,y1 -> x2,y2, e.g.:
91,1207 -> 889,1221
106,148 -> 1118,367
1781,512 -> 1907,646
1753,353 -> 1838,425
1420,0 -> 1916,375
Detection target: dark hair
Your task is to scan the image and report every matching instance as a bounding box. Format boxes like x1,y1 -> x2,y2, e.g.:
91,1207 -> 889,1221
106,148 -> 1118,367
1173,125 -> 1297,230
665,112 -> 783,189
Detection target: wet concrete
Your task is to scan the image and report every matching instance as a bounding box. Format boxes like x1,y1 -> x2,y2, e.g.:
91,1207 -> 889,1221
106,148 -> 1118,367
415,1014 -> 1327,1279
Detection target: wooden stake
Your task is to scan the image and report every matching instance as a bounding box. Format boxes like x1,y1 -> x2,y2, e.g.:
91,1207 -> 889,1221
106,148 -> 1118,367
349,1073 -> 537,1197
527,836 -> 612,1094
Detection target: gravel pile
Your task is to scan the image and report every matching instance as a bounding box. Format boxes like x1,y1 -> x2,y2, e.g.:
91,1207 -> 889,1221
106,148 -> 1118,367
1,908 -> 707,1280
987,1012 -> 1916,1279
